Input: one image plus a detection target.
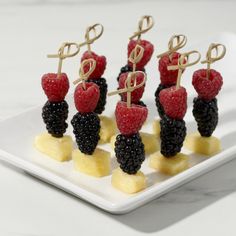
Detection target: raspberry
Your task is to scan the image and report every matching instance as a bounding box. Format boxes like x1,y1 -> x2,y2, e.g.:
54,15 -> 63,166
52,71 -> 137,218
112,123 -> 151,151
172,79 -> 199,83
118,72 -> 145,103
115,101 -> 148,135
42,100 -> 68,138
154,83 -> 173,119
74,82 -> 100,114
81,51 -> 106,79
117,65 -> 146,82
115,133 -> 145,174
158,52 -> 185,86
71,112 -> 100,155
193,97 -> 218,137
159,86 -> 187,119
41,73 -> 69,102
128,39 -> 154,70
192,69 -> 223,101
160,115 -> 186,157
87,77 -> 107,114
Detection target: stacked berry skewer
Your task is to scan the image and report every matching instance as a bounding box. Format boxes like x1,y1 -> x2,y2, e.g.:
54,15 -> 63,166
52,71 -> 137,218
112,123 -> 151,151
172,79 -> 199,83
35,42 -> 80,162
117,16 -> 154,86
71,59 -> 111,177
153,35 -> 187,136
109,71 -> 148,194
185,43 -> 226,155
79,23 -> 116,143
150,51 -> 201,175
113,45 -> 159,155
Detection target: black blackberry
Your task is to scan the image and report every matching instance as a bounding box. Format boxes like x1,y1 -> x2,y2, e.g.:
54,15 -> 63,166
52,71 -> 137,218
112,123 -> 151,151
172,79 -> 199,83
114,133 -> 145,174
87,77 -> 108,114
117,64 -> 146,82
154,83 -> 173,119
42,100 -> 68,138
71,112 -> 100,155
160,115 -> 186,157
193,97 -> 218,137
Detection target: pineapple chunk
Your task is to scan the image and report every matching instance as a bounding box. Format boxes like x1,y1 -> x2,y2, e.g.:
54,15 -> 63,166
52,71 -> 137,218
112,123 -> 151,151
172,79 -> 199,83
140,132 -> 159,155
110,133 -> 159,155
152,119 -> 161,137
112,168 -> 146,194
34,133 -> 73,162
184,132 -> 221,156
99,115 -> 117,144
110,135 -> 116,149
72,148 -> 111,177
149,151 -> 189,175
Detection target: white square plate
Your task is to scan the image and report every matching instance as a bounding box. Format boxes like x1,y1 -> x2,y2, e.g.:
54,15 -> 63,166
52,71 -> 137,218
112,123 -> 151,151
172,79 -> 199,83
0,33 -> 236,214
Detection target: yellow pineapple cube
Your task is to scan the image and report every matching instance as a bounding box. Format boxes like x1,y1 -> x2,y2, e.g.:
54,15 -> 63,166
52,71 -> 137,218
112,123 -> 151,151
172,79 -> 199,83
72,148 -> 111,177
152,119 -> 161,137
99,116 -> 117,144
110,133 -> 159,155
111,168 -> 146,194
149,151 -> 189,175
34,133 -> 73,162
140,132 -> 159,155
184,132 -> 221,156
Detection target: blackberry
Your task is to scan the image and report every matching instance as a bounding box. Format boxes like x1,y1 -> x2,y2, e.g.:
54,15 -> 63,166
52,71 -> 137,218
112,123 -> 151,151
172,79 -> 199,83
160,115 -> 186,157
114,133 -> 145,174
87,77 -> 107,114
193,97 -> 218,137
42,100 -> 68,138
117,65 -> 146,82
71,112 -> 100,155
155,83 -> 173,119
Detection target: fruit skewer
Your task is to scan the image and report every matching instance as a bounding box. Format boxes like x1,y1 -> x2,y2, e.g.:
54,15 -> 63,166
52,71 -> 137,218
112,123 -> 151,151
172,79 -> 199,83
185,43 -> 226,155
35,42 -> 80,162
79,23 -> 116,144
109,71 -> 148,194
117,15 -> 154,82
71,59 -> 111,177
115,45 -> 159,154
150,51 -> 201,175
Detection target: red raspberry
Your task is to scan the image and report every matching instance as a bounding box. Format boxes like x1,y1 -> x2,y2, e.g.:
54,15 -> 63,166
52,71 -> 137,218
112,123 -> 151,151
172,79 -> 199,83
159,86 -> 187,119
159,52 -> 186,86
41,73 -> 69,102
81,51 -> 106,79
118,72 -> 145,103
74,82 -> 100,113
127,39 -> 154,70
115,101 -> 148,135
192,69 -> 223,101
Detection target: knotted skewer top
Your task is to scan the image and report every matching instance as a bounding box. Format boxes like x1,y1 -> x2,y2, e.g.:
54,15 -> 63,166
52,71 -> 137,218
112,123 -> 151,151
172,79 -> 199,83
128,44 -> 145,71
73,58 -> 96,89
108,71 -> 146,108
47,42 -> 80,78
157,34 -> 187,60
168,50 -> 201,89
79,23 -> 104,53
201,43 -> 226,79
129,15 -> 154,41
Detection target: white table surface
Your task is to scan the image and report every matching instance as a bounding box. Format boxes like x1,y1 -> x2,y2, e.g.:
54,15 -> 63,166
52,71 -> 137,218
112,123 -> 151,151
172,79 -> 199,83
1,0 -> 236,235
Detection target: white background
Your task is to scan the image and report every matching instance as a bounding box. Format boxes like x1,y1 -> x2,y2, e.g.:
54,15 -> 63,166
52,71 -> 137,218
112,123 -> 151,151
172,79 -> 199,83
0,0 -> 236,235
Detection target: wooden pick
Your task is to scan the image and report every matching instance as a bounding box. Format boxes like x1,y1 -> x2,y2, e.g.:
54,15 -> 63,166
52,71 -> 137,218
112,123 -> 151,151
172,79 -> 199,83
79,23 -> 104,52
201,43 -> 226,79
168,50 -> 201,89
73,58 -> 96,89
129,15 -> 154,40
157,34 -> 187,59
108,71 -> 146,108
128,44 -> 145,71
47,42 -> 80,78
